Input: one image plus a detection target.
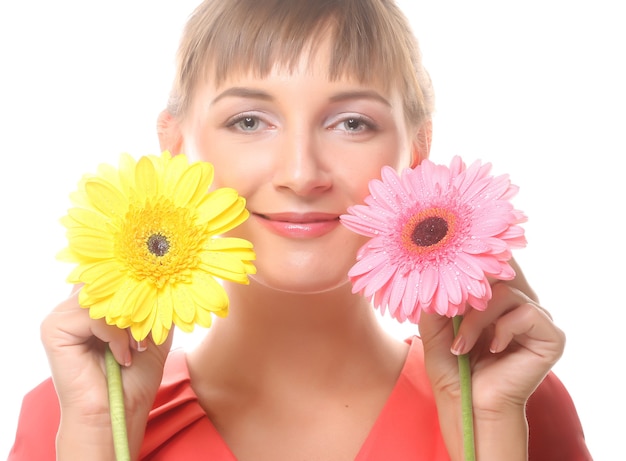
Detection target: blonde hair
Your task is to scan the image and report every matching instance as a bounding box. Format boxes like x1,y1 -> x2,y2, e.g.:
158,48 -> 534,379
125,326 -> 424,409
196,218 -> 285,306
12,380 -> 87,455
168,0 -> 434,127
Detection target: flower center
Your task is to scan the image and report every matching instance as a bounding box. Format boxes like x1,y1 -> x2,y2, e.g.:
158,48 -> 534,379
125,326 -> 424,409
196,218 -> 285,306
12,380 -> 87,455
399,207 -> 458,260
411,216 -> 449,247
116,198 -> 209,288
147,233 -> 170,257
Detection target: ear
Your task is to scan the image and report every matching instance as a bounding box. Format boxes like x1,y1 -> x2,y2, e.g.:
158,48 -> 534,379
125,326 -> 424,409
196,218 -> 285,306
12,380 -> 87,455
157,109 -> 184,154
410,119 -> 432,168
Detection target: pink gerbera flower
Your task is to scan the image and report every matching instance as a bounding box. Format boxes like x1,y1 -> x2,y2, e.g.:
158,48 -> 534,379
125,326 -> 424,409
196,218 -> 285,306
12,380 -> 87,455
340,156 -> 527,324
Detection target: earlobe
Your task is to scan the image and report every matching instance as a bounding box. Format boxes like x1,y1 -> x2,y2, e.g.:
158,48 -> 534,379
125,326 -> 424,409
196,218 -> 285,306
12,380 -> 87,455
410,119 -> 433,168
157,109 -> 184,154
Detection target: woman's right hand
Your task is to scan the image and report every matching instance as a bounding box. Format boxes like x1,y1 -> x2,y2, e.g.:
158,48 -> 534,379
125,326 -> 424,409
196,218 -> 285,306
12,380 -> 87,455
40,286 -> 172,460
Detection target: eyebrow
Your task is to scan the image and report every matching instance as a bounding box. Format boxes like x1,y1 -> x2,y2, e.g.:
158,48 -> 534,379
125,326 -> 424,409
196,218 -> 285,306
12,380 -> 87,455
210,87 -> 274,106
328,90 -> 391,107
210,87 -> 391,107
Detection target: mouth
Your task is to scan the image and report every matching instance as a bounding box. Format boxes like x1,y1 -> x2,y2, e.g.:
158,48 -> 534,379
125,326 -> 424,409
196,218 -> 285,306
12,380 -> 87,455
252,212 -> 341,239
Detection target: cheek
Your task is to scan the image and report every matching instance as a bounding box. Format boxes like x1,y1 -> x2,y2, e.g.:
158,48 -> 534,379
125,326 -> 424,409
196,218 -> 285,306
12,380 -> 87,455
210,157 -> 257,190
188,140 -> 269,194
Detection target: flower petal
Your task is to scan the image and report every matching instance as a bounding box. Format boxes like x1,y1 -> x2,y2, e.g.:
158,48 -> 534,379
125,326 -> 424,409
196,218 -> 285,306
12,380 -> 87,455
83,179 -> 128,219
341,156 -> 526,323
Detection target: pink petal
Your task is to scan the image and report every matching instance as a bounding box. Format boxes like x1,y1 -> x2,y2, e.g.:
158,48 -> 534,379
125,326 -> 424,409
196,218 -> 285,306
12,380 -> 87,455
388,271 -> 409,315
465,275 -> 488,299
341,206 -> 390,236
440,265 -> 464,306
365,166 -> 409,212
461,238 -> 492,255
471,254 -> 504,274
361,263 -> 397,298
400,269 -> 421,319
348,250 -> 389,277
419,265 -> 439,304
432,284 -> 452,316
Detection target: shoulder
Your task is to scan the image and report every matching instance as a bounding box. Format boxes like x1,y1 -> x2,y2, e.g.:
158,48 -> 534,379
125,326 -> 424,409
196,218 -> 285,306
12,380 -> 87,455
7,377 -> 59,460
390,336 -> 593,461
7,349 -> 214,461
140,349 -> 235,460
527,372 -> 593,460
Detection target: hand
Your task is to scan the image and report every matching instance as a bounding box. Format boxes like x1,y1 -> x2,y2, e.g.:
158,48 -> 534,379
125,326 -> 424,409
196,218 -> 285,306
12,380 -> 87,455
40,286 -> 172,460
418,259 -> 565,460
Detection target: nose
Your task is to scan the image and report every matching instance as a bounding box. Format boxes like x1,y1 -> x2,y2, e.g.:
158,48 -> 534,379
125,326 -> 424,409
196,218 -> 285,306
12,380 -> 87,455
272,128 -> 332,196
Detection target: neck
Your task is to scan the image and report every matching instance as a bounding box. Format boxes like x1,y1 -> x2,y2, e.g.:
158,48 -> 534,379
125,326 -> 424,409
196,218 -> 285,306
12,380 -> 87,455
188,280 -> 407,391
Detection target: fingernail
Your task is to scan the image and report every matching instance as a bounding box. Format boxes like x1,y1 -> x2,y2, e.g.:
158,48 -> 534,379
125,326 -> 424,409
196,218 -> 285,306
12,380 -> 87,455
123,351 -> 132,367
451,335 -> 465,355
489,339 -> 499,354
137,340 -> 147,352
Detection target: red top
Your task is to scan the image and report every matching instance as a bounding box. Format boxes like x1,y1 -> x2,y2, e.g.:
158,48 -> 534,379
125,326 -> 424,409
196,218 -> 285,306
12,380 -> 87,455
8,337 -> 592,460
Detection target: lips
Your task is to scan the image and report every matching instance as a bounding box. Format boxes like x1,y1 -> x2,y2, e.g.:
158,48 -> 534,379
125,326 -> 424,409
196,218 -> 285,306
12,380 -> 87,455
252,212 -> 341,239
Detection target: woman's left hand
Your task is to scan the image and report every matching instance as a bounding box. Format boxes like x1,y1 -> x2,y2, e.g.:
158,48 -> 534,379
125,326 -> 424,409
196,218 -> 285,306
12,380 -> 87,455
418,258 -> 565,459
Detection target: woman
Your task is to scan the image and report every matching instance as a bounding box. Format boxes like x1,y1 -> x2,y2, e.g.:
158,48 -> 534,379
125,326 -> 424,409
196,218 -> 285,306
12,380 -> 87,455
9,1 -> 591,459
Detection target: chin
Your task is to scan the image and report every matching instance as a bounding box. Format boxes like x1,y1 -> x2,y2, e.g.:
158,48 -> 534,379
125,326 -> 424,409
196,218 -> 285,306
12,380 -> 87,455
249,267 -> 352,295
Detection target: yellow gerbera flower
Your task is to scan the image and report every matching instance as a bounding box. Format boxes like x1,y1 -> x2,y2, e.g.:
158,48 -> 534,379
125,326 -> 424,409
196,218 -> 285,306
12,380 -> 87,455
58,151 -> 256,345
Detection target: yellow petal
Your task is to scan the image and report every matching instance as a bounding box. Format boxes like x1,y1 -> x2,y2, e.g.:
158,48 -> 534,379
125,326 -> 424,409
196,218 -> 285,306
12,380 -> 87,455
188,272 -> 229,312
130,306 -> 157,342
199,252 -> 250,284
171,283 -> 196,324
197,188 -> 240,221
84,179 -> 128,218
162,153 -> 192,194
150,319 -> 170,345
155,284 -> 174,331
67,232 -> 115,259
171,162 -> 209,207
85,298 -> 109,319
107,279 -> 138,321
62,207 -> 113,233
206,236 -> 254,251
193,305 -> 214,328
57,247 -> 86,264
129,280 -> 158,323
205,200 -> 250,236
96,162 -> 123,190
79,260 -> 125,298
116,153 -> 138,196
134,155 -> 159,202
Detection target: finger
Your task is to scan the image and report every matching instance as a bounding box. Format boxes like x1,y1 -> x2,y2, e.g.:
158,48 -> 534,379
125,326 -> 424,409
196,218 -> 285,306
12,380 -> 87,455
451,282 -> 532,355
490,302 -> 565,363
417,312 -> 457,369
506,257 -> 539,303
41,291 -> 132,367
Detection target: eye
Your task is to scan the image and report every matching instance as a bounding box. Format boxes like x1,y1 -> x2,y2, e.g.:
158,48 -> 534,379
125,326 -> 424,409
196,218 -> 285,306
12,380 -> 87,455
226,113 -> 271,132
235,115 -> 260,131
343,117 -> 366,131
331,115 -> 378,134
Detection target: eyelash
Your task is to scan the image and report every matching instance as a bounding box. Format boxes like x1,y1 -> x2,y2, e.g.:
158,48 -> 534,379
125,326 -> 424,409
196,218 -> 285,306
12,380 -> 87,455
225,113 -> 270,132
333,115 -> 378,134
224,112 -> 379,135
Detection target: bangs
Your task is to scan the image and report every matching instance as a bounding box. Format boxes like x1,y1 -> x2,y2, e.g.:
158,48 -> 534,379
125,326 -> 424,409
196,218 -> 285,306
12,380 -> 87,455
170,0 -> 433,125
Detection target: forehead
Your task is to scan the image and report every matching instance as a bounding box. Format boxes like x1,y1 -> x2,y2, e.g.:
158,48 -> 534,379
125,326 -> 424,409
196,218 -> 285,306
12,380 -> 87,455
172,0 -> 431,126
201,22 -> 393,94
209,33 -> 390,92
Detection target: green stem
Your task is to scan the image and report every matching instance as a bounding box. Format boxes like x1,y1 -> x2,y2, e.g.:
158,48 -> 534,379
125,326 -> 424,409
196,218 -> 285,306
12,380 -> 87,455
105,345 -> 131,461
453,315 -> 476,461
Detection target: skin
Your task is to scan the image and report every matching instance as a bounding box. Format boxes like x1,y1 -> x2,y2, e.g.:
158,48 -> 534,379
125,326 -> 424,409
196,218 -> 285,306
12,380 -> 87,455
41,38 -> 565,461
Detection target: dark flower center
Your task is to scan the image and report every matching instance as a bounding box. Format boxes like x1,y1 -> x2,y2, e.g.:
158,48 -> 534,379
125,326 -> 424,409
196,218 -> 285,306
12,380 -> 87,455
412,216 -> 449,247
147,233 -> 170,257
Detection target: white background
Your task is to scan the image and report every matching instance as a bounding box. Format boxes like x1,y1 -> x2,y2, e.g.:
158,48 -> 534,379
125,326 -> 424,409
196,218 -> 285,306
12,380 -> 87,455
1,1 -> 623,458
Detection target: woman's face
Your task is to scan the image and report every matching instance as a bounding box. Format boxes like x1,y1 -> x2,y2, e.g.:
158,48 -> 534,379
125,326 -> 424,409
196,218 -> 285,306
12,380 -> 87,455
179,45 -> 419,294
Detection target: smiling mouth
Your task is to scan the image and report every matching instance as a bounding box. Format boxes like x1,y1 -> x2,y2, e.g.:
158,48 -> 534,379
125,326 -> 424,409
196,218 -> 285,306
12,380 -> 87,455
252,212 -> 341,238
254,212 -> 340,223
